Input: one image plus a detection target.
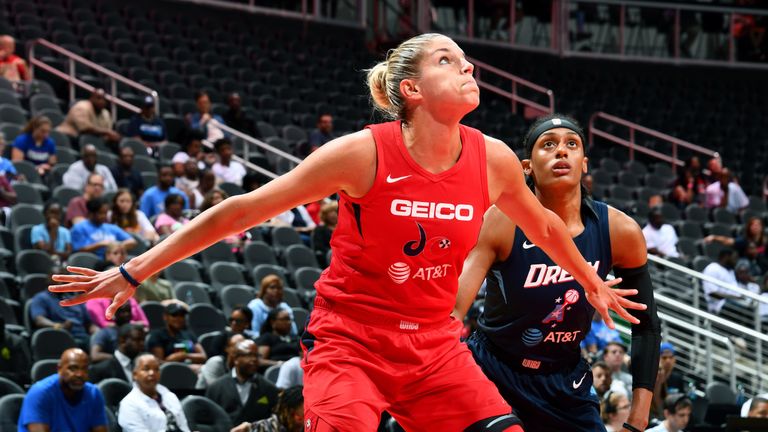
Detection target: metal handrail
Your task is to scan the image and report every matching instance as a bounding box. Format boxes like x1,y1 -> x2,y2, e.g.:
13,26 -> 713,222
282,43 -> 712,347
28,39 -> 159,120
468,56 -> 555,116
589,112 -> 719,167
209,120 -> 303,165
199,137 -> 278,181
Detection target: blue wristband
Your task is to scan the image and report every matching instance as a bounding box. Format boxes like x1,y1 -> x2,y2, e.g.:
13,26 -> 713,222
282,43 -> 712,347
119,264 -> 141,288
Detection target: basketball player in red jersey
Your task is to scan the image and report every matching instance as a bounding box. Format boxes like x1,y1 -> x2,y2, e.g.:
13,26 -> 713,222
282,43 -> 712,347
50,34 -> 645,431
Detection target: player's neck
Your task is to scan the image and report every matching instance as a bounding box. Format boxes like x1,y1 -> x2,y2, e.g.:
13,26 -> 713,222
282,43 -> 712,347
535,188 -> 583,234
401,112 -> 462,174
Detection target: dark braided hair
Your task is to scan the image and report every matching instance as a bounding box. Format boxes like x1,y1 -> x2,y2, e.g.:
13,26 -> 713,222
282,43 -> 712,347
276,385 -> 304,426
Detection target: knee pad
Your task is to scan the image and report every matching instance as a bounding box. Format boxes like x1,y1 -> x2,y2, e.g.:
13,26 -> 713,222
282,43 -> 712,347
464,412 -> 524,432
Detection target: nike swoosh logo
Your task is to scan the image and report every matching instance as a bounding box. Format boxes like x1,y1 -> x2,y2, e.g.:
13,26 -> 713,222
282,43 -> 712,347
572,372 -> 587,389
386,174 -> 412,183
522,241 -> 536,250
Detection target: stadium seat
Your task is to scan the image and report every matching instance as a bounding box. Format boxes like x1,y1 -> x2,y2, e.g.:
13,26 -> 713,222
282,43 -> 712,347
182,395 -> 233,432
188,303 -> 226,338
159,362 -> 197,391
0,394 -> 24,431
98,378 -> 132,414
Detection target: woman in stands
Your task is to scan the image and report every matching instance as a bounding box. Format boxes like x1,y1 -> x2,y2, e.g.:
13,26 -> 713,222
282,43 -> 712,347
454,115 -> 660,432
110,188 -> 159,244
50,34 -> 644,431
11,115 -> 57,176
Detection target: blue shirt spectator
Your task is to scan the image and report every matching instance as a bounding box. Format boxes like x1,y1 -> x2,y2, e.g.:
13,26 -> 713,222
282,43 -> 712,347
12,132 -> 56,166
126,96 -> 166,144
71,220 -> 131,259
139,166 -> 189,219
18,352 -> 107,432
31,223 -> 71,254
0,157 -> 17,179
30,291 -> 93,341
581,316 -> 623,353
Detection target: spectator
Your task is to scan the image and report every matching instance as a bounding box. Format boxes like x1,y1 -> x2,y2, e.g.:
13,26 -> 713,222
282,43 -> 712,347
63,144 -> 118,192
761,274 -> 768,328
670,156 -> 707,207
0,316 -> 31,386
702,248 -> 742,314
90,323 -> 146,383
652,342 -> 685,419
747,397 -> 768,418
88,303 -> 133,363
0,133 -> 17,180
175,159 -> 204,209
206,339 -> 279,425
11,116 -> 57,176
247,275 -> 296,338
71,198 -> 136,259
146,303 -> 206,369
197,170 -> 217,204
739,245 -> 765,282
308,113 -> 334,152
704,157 -> 723,185
0,35 -> 29,81
135,271 -> 178,304
155,193 -> 190,235
734,259 -> 761,310
704,168 -> 749,213
231,385 -> 304,432
18,348 -> 108,432
582,310 -> 623,359
56,89 -> 121,145
271,204 -> 316,245
603,341 -> 632,396
139,166 -> 189,219
32,201 -> 72,263
172,131 -> 212,176
126,95 -> 166,150
212,138 -> 246,187
647,394 -> 692,432
86,253 -> 149,328
257,308 -> 300,369
582,173 -> 594,197
601,390 -> 631,432
223,92 -> 258,137
642,206 -> 680,259
111,147 -> 145,198
197,333 -> 246,390
311,201 -> 337,266
591,361 -> 613,399
118,353 -> 190,432
200,188 -> 229,212
110,188 -> 159,245
31,272 -> 98,351
705,216 -> 767,260
203,307 -> 255,360
275,356 -> 303,390
65,172 -> 106,227
186,90 -> 225,142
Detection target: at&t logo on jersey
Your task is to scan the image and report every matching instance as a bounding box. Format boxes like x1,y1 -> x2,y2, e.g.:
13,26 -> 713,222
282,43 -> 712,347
387,262 -> 453,284
390,199 -> 474,221
523,261 -> 600,288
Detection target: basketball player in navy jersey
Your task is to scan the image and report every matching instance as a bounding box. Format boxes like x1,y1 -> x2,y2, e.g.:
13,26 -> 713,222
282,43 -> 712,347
454,115 -> 661,432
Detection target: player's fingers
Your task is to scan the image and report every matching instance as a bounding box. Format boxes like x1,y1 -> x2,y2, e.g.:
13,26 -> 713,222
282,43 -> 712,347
612,304 -> 641,325
105,290 -> 132,320
65,266 -> 99,276
598,307 -> 615,330
605,277 -> 623,287
51,274 -> 95,283
59,293 -> 94,307
612,288 -> 638,298
48,283 -> 89,293
617,296 -> 647,310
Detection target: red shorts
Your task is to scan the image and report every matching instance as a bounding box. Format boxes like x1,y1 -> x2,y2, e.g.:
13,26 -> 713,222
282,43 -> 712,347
301,301 -> 511,431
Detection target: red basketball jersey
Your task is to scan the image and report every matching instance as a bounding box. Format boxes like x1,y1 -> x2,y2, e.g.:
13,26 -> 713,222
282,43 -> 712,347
316,120 -> 490,324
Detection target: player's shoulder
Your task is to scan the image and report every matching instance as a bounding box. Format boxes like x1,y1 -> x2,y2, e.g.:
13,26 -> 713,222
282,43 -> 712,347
606,204 -> 647,267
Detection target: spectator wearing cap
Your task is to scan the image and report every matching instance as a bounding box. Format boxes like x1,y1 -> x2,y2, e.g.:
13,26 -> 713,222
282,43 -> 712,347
642,207 -> 680,259
211,138 -> 246,187
126,95 -> 167,151
653,342 -> 685,419
223,92 -> 258,138
646,394 -> 692,432
603,341 -> 632,396
111,147 -> 145,199
146,303 -> 206,370
0,35 -> 29,81
71,198 -> 136,259
702,248 -> 742,314
57,89 -> 121,145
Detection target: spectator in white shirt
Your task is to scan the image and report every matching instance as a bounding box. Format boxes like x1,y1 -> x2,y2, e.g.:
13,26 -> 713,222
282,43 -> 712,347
118,353 -> 190,432
646,394 -> 692,432
63,144 -> 118,192
704,168 -> 749,213
275,356 -> 303,389
702,248 -> 741,314
211,138 -> 246,187
642,207 -> 680,259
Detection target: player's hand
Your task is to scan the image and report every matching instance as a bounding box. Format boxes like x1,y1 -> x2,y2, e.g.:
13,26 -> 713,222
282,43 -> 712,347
49,266 -> 136,320
584,277 -> 646,329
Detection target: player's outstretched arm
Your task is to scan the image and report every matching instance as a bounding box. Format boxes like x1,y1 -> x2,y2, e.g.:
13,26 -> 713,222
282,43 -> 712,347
50,131 -> 376,319
484,136 -> 645,329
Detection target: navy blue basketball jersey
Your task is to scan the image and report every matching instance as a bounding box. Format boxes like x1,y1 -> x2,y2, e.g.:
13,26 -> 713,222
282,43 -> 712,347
479,199 -> 612,369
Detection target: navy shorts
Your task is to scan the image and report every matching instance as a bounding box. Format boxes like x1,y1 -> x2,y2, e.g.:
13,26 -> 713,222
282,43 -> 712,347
467,332 -> 606,432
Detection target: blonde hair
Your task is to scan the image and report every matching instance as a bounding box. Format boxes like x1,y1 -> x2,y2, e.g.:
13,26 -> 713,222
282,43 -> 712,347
366,33 -> 445,121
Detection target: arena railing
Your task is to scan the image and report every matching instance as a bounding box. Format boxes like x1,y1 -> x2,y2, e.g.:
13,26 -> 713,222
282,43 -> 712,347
27,38 -> 160,121
588,111 -> 720,168
644,254 -> 768,395
468,56 -> 555,116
